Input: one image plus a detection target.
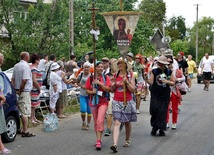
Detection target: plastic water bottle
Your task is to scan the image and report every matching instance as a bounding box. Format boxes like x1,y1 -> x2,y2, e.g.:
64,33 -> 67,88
44,113 -> 52,132
44,113 -> 59,132
51,113 -> 58,130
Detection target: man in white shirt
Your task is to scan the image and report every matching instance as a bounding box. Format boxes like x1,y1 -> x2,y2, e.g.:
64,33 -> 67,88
11,52 -> 35,137
201,53 -> 213,91
38,54 -> 48,80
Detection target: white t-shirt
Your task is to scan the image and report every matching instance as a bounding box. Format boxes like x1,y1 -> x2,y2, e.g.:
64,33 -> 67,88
38,59 -> 47,72
12,60 -> 32,91
49,71 -> 62,95
202,58 -> 213,72
56,70 -> 67,90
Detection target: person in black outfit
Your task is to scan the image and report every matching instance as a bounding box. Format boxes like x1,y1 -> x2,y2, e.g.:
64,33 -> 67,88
177,52 -> 188,81
145,55 -> 175,136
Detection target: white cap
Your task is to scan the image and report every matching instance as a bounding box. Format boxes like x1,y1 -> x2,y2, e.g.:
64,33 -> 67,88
51,62 -> 60,71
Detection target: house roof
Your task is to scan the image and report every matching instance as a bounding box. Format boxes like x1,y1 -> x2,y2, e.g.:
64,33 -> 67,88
20,0 -> 37,4
150,28 -> 169,50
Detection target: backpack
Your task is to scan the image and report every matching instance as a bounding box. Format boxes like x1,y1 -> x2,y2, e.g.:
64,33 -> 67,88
43,62 -> 53,89
89,73 -> 110,102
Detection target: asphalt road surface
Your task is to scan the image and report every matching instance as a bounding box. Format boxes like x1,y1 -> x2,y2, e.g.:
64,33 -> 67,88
4,79 -> 214,155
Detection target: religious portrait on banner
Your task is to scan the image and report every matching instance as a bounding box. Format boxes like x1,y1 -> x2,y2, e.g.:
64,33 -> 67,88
113,16 -> 132,46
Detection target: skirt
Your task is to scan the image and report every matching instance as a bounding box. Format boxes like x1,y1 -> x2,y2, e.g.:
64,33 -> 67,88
0,108 -> 7,134
112,99 -> 137,123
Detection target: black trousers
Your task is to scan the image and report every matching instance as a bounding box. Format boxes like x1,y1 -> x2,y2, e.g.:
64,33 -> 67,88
150,97 -> 170,131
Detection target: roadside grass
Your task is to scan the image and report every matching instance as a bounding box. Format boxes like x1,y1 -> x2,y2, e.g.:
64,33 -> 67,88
28,98 -> 80,128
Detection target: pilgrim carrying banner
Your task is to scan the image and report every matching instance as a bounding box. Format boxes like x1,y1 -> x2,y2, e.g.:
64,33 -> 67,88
101,11 -> 141,55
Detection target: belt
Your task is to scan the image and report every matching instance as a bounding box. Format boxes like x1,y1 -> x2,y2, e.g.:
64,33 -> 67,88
15,89 -> 30,92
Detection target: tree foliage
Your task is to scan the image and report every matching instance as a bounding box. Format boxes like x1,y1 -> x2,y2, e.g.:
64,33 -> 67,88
138,0 -> 166,29
0,0 -> 172,70
187,17 -> 214,62
166,16 -> 186,41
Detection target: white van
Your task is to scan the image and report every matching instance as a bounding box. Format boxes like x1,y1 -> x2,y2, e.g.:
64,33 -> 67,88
197,55 -> 214,83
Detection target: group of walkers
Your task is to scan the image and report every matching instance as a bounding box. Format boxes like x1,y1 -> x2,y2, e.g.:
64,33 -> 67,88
0,49 -> 213,154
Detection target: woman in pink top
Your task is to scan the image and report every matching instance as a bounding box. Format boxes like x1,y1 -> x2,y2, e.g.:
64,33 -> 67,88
85,61 -> 111,150
110,59 -> 136,153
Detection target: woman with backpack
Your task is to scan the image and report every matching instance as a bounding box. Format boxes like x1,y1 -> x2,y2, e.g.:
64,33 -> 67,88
76,61 -> 92,130
85,61 -> 111,150
110,58 -> 136,153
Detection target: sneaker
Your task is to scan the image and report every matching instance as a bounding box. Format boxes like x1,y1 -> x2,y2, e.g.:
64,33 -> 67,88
85,124 -> 89,130
104,129 -> 111,136
82,123 -> 86,130
123,140 -> 130,147
172,124 -> 176,130
150,128 -> 157,136
166,123 -> 170,129
95,140 -> 102,150
110,145 -> 118,153
188,88 -> 191,92
159,130 -> 166,136
136,109 -> 140,114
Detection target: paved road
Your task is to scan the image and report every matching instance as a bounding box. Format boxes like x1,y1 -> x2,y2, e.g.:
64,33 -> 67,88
4,79 -> 214,155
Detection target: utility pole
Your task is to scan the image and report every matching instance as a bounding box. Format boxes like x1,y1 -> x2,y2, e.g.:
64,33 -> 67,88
69,0 -> 74,55
194,4 -> 199,64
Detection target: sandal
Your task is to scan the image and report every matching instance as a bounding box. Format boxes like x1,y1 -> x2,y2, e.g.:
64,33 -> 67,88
35,119 -> 42,124
0,148 -> 11,154
21,132 -> 36,137
110,145 -> 118,153
58,115 -> 67,119
17,130 -> 24,135
31,120 -> 38,124
95,140 -> 102,150
123,140 -> 130,147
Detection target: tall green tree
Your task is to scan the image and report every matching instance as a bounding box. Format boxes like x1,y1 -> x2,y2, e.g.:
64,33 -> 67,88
138,0 -> 166,29
166,16 -> 186,41
188,17 -> 214,62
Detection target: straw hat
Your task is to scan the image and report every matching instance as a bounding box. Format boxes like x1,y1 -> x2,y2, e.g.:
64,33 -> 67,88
102,57 -> 110,62
157,55 -> 169,65
111,58 -> 132,73
164,49 -> 173,56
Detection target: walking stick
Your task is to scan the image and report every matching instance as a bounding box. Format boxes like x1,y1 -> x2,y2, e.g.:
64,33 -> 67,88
122,55 -> 127,107
88,2 -> 99,105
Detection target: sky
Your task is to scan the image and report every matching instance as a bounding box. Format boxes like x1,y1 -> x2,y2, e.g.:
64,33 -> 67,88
164,0 -> 214,28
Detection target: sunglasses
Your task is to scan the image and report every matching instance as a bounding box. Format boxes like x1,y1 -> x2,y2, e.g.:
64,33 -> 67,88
117,62 -> 122,65
135,58 -> 140,59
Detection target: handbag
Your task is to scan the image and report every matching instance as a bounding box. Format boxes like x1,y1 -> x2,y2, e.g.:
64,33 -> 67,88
176,81 -> 188,95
